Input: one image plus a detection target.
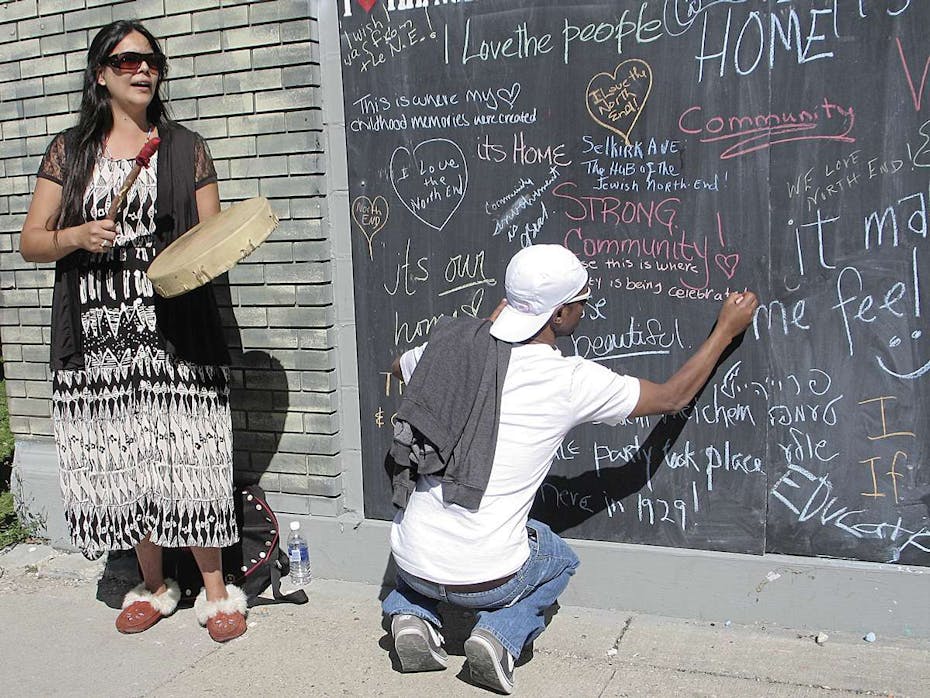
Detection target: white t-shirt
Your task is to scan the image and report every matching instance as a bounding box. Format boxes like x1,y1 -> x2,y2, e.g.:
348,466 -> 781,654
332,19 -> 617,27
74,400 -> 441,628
391,342 -> 640,585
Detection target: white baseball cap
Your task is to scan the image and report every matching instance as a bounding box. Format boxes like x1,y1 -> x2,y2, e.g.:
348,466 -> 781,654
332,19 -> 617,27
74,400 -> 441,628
490,245 -> 589,343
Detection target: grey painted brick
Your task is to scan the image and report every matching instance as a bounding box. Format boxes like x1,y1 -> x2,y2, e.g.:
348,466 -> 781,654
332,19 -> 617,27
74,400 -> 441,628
221,178 -> 260,200
166,55 -> 194,78
0,0 -> 39,22
197,92 -> 253,118
243,368 -> 293,392
8,416 -> 31,435
274,432 -> 337,455
145,14 -> 195,38
0,288 -> 39,306
0,176 -> 30,196
25,381 -> 51,399
193,48 -> 250,76
299,329 -> 333,350
114,0 -> 165,21
165,31 -> 220,57
256,131 -> 320,155
264,452 -> 308,475
240,328 -> 299,350
296,284 -> 334,306
2,345 -> 23,362
307,455 -> 342,477
264,491 -> 309,516
20,54 -> 65,78
255,87 -> 315,114
292,240 -> 329,261
262,262 -> 330,285
267,307 -> 333,328
251,43 -> 313,70
303,411 -> 338,434
28,416 -> 53,436
65,49 -> 87,73
230,410 -> 247,430
238,239 -> 292,263
163,0 -> 219,13
223,68 -> 282,94
23,94 -> 68,118
299,370 -> 337,393
235,430 -> 280,453
0,307 -> 20,325
222,23 -> 278,50
283,391 -> 336,413
221,306 -> 266,327
250,0 -> 308,24
42,72 -> 83,96
229,155 -> 287,179
285,110 -> 323,132
227,113 -> 285,137
192,6 -> 247,32
0,62 -> 21,83
46,113 -> 76,134
260,175 -> 322,199
207,135 -> 255,159
14,269 -> 54,288
270,217 -> 323,242
0,22 -> 17,43
4,379 -> 26,397
39,31 -> 88,56
225,262 -> 263,285
63,6 -> 112,32
188,116 -> 226,139
278,473 -> 341,497
282,64 -> 322,89
17,308 -> 51,326
37,0 -> 73,16
166,74 -> 224,100
280,19 -> 312,43
229,388 -> 273,411
0,102 -> 25,121
248,409 -> 302,433
8,397 -> 48,417
18,13 -> 63,39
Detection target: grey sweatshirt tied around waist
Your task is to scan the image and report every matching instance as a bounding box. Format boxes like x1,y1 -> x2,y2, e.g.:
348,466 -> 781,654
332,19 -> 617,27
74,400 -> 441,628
389,315 -> 511,511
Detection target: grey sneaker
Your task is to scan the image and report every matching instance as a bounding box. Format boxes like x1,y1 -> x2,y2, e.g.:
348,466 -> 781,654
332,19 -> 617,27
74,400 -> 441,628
464,627 -> 515,694
391,614 -> 448,672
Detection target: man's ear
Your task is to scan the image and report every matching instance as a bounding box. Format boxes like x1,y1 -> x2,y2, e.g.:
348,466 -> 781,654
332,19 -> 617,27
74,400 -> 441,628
551,305 -> 566,326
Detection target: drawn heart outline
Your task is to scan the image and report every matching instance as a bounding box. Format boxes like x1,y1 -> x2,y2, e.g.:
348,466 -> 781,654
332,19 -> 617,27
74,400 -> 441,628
390,138 -> 468,232
351,195 -> 389,259
714,253 -> 740,279
585,59 -> 652,145
497,82 -> 521,110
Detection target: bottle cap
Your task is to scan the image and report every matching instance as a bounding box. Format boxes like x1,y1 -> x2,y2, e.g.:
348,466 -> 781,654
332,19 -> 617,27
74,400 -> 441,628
290,521 -> 300,531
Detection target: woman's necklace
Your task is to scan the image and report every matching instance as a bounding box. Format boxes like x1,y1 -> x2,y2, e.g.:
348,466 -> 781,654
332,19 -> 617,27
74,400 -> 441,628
102,125 -> 154,160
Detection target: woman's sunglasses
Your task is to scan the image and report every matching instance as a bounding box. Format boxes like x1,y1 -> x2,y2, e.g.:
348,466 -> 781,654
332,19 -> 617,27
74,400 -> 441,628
104,52 -> 166,73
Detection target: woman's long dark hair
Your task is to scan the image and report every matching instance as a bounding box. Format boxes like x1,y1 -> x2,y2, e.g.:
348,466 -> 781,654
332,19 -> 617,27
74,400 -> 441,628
57,20 -> 169,229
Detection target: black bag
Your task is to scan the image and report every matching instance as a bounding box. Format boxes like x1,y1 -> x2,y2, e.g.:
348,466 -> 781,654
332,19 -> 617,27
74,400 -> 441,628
162,485 -> 309,607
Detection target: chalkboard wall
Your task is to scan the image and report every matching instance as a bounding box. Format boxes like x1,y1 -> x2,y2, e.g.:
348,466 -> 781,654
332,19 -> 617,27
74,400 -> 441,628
336,0 -> 929,566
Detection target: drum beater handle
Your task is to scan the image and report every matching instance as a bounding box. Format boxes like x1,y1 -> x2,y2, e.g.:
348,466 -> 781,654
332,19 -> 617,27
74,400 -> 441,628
105,137 -> 161,222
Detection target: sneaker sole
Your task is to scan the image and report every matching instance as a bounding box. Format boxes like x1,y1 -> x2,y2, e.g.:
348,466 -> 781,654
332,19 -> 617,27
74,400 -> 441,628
464,635 -> 514,694
394,629 -> 448,672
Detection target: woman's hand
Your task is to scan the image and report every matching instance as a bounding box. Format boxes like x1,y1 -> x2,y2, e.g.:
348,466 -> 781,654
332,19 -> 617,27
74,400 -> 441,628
70,219 -> 117,253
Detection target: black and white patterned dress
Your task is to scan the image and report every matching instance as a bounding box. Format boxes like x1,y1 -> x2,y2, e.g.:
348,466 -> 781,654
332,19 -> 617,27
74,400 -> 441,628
46,147 -> 236,552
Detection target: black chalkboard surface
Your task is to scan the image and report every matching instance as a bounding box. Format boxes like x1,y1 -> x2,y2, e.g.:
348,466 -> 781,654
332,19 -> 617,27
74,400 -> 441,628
337,0 -> 929,566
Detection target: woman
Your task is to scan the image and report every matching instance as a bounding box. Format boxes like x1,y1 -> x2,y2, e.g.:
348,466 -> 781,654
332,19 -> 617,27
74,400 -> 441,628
20,20 -> 246,642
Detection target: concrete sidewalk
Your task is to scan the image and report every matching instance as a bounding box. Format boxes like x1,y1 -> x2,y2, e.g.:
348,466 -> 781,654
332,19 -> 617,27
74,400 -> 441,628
0,544 -> 927,697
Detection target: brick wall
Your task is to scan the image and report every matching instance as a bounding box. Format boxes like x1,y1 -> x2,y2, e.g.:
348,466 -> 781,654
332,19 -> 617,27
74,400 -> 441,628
0,0 -> 347,517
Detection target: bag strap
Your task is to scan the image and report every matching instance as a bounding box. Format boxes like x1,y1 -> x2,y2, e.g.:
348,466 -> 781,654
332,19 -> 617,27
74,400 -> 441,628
249,558 -> 309,607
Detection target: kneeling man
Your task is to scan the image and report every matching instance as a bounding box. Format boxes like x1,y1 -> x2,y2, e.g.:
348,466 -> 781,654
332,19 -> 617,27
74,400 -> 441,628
383,245 -> 757,693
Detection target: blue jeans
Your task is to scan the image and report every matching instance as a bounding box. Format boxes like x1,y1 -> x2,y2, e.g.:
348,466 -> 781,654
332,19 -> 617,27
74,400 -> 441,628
382,519 -> 580,660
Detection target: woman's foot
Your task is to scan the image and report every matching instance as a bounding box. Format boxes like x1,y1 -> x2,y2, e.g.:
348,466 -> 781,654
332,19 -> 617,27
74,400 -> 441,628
115,578 -> 180,634
194,584 -> 248,642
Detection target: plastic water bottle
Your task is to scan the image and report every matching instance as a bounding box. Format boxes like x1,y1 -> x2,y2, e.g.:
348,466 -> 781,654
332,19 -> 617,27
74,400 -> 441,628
287,521 -> 311,586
